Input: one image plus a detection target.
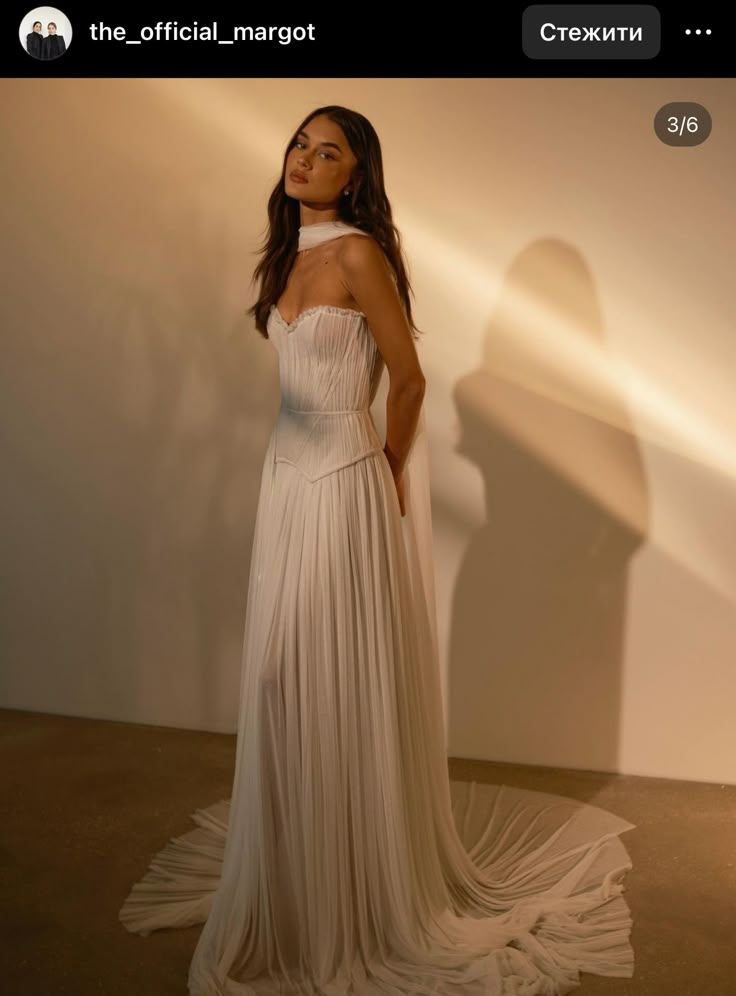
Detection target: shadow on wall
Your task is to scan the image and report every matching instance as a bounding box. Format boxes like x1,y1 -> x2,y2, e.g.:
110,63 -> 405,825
448,238 -> 650,778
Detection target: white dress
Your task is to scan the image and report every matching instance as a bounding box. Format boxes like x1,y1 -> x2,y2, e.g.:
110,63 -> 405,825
119,221 -> 636,996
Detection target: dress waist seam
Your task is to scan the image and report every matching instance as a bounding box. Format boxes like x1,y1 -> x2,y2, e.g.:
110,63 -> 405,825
283,407 -> 370,415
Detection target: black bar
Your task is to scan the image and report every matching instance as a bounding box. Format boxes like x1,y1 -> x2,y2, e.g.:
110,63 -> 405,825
4,3 -> 731,77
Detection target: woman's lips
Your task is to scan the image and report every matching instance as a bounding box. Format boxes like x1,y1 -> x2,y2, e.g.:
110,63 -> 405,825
290,172 -> 308,184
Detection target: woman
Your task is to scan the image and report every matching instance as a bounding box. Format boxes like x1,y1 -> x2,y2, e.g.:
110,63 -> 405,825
26,21 -> 43,60
250,106 -> 426,521
120,106 -> 636,996
41,22 -> 66,60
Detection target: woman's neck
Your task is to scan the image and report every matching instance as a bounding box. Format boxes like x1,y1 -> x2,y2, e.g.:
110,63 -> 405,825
299,209 -> 341,227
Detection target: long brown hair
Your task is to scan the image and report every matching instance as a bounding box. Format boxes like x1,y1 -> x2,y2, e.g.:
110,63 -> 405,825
248,105 -> 421,340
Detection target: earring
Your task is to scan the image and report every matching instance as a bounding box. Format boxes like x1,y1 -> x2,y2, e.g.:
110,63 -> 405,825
343,189 -> 351,196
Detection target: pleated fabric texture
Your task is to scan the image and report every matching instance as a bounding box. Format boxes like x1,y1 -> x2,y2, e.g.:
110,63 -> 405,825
119,301 -> 636,995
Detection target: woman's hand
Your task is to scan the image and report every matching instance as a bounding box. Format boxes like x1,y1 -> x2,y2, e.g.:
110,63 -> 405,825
384,445 -> 406,516
395,473 -> 406,517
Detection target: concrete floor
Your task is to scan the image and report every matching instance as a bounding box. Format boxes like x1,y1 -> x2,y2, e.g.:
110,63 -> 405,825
2,708 -> 735,995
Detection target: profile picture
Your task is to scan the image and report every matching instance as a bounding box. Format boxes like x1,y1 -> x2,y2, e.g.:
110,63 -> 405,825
20,7 -> 72,61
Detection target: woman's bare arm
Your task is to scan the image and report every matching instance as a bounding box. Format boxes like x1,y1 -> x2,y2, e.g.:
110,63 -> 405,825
337,236 -> 425,482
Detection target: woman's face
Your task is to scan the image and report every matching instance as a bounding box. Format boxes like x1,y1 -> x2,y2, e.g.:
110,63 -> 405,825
33,23 -> 41,32
48,24 -> 57,34
283,114 -> 358,206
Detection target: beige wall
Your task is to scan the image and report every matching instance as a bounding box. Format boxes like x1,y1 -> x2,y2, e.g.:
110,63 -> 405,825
2,78 -> 734,783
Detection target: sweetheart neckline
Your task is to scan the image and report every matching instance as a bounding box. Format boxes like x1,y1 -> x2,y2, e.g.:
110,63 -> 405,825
270,304 -> 366,335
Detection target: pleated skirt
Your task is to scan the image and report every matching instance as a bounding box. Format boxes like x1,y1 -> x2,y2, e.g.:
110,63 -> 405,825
120,430 -> 636,996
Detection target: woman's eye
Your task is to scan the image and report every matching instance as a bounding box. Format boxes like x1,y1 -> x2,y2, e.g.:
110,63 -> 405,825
292,142 -> 332,160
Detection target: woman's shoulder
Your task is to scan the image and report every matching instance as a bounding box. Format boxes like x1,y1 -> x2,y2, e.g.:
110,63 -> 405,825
336,230 -> 384,264
336,231 -> 395,287
339,228 -> 375,244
